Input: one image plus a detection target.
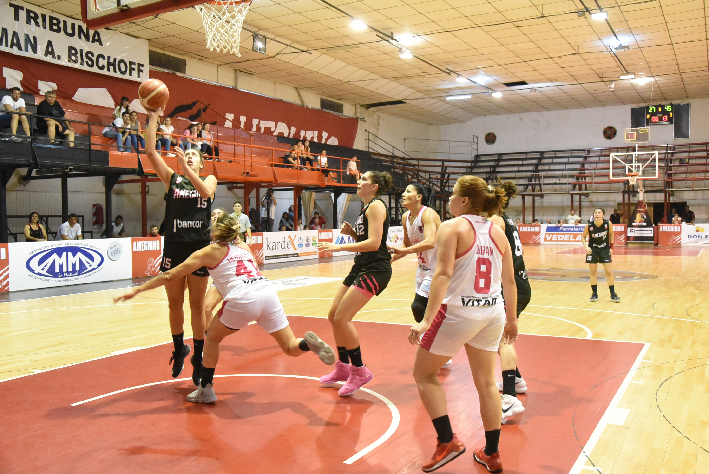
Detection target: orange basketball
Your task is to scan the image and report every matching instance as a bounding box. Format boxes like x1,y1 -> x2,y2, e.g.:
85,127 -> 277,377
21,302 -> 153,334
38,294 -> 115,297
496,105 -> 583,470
138,78 -> 169,111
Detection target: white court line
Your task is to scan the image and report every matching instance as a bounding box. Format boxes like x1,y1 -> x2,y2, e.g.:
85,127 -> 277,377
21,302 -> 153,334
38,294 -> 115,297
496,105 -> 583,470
569,342 -> 650,474
528,304 -> 709,326
521,312 -> 593,339
71,373 -> 400,465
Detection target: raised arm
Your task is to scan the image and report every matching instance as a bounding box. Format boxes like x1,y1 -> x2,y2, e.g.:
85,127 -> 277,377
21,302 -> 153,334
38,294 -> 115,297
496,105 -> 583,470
144,108 -> 175,191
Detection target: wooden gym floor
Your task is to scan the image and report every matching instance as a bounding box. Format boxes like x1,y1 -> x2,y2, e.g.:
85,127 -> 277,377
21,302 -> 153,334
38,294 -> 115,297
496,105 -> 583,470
1,244 -> 707,473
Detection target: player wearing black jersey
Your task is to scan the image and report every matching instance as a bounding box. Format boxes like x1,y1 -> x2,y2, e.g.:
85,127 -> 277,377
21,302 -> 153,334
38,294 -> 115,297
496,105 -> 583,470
488,181 -> 529,420
315,171 -> 393,397
583,208 -> 620,303
145,108 -> 218,385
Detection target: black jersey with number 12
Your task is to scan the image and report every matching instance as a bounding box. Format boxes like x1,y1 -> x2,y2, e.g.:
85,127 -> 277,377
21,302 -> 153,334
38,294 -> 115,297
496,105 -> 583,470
163,172 -> 212,243
587,219 -> 611,248
353,197 -> 391,266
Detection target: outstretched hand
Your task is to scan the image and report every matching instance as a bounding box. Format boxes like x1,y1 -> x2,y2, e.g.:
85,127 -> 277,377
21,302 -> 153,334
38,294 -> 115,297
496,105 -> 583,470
114,287 -> 138,303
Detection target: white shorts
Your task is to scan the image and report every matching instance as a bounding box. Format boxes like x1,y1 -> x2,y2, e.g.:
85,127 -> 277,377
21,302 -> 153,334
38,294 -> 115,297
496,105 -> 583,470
415,266 -> 434,298
420,304 -> 505,356
217,288 -> 289,333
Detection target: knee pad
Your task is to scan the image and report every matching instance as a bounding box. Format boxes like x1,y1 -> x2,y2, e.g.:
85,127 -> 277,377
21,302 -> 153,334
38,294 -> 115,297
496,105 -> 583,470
411,300 -> 427,323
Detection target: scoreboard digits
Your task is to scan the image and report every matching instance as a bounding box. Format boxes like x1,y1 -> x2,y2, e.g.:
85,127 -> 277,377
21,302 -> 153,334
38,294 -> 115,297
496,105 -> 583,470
646,104 -> 673,124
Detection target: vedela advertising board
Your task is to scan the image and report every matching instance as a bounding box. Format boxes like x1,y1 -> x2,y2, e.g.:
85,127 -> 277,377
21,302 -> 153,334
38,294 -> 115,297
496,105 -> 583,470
263,230 -> 319,262
541,226 -> 585,244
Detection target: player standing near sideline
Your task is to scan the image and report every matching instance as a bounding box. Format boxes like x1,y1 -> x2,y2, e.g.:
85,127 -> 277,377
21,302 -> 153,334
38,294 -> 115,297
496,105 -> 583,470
488,181 -> 529,420
145,107 -> 217,385
583,208 -> 620,303
409,176 -> 517,473
115,213 -> 335,404
315,171 -> 394,397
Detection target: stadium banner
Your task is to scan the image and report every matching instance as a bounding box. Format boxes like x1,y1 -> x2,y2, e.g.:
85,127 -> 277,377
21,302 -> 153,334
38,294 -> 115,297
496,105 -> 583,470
0,243 -> 8,292
7,239 -> 132,291
0,0 -> 148,81
613,225 -> 626,245
540,225 -> 585,244
317,230 -> 333,258
330,229 -> 355,258
387,226 -> 405,248
130,237 -> 163,278
681,224 -> 709,246
262,230 -> 319,263
518,225 -> 541,244
248,233 -> 264,265
658,225 -> 682,246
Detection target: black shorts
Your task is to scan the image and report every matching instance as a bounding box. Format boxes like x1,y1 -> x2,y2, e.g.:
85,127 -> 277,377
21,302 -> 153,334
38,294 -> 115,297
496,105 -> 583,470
515,275 -> 531,317
586,247 -> 612,264
160,240 -> 210,277
343,262 -> 392,296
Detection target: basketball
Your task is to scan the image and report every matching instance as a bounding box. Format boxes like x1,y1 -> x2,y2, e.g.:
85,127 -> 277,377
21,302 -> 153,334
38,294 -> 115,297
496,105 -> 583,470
138,78 -> 169,111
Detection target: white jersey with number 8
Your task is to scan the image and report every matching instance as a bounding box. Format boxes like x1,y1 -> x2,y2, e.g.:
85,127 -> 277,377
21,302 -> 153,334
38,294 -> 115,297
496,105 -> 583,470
208,243 -> 270,300
442,215 -> 504,317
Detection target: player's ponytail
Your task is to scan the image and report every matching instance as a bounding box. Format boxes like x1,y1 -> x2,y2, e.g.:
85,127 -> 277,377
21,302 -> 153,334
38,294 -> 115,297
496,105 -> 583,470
212,213 -> 241,243
456,175 -> 508,215
495,179 -> 517,210
409,183 -> 435,207
369,171 -> 393,196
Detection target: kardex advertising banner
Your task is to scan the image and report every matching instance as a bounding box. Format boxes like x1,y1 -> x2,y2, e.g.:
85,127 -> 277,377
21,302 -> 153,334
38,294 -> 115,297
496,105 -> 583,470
0,0 -> 148,81
0,51 -> 359,148
263,230 -> 319,263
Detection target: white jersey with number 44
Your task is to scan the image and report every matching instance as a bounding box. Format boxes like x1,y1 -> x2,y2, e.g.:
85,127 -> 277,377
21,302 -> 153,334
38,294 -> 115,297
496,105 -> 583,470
442,215 -> 504,315
208,244 -> 270,300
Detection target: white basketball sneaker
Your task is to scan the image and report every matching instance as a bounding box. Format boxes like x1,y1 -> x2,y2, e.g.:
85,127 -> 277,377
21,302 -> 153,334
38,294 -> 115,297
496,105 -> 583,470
496,377 -> 527,394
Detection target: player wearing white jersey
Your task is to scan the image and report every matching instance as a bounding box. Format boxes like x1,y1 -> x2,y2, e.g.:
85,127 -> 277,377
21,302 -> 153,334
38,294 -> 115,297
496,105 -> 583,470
409,176 -> 517,474
115,213 -> 335,404
390,184 -> 441,322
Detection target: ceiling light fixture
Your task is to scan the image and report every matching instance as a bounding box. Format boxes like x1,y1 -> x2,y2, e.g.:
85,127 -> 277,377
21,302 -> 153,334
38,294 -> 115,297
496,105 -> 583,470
456,75 -> 468,83
395,34 -> 421,46
252,34 -> 266,54
399,49 -> 413,59
491,91 -> 502,98
633,76 -> 654,85
350,19 -> 367,31
472,74 -> 489,85
608,81 -> 615,90
446,94 -> 472,100
613,44 -> 630,51
591,10 -> 608,20
619,73 -> 635,80
530,88 -> 538,93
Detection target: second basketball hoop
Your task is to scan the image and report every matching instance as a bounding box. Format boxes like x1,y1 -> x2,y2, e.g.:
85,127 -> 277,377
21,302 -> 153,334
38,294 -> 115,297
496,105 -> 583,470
196,0 -> 253,56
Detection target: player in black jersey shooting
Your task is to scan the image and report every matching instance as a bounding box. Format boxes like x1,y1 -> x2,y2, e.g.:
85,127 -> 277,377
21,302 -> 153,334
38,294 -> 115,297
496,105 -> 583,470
315,171 -> 393,397
488,181 -> 529,421
582,208 -> 620,303
145,107 -> 218,384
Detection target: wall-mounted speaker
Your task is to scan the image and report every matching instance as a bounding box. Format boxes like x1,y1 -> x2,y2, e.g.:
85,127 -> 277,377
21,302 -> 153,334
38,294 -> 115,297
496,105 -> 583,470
674,103 -> 690,139
630,107 -> 646,128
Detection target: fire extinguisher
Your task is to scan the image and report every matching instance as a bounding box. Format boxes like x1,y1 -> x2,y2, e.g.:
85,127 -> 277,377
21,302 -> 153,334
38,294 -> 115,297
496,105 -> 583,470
92,204 -> 104,227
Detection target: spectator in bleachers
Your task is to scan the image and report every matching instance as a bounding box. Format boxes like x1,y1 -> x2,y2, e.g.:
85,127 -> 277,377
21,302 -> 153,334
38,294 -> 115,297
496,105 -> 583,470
157,116 -> 176,156
566,209 -> 580,224
279,212 -> 294,231
57,213 -> 83,240
532,218 -> 539,224
1,87 -> 31,141
102,110 -> 127,151
515,218 -> 521,225
36,91 -> 74,147
112,96 -> 131,119
296,217 -> 304,231
288,205 -> 294,222
181,123 -> 200,150
308,211 -> 326,230
126,111 -> 145,152
110,215 -> 126,238
610,208 -> 622,224
684,205 -> 695,225
147,224 -> 159,237
23,211 -> 47,241
301,140 -> 315,168
200,122 -> 219,159
546,218 -> 552,224
344,156 -> 360,184
672,210 -> 682,225
317,150 -> 332,182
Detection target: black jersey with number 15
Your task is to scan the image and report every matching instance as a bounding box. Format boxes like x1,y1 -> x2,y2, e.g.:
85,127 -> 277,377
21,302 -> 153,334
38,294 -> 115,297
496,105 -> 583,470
502,212 -> 527,279
163,172 -> 212,243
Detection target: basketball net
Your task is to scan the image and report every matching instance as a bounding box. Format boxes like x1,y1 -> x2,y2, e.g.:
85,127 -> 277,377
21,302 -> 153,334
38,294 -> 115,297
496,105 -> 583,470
628,173 -> 638,186
196,1 -> 252,56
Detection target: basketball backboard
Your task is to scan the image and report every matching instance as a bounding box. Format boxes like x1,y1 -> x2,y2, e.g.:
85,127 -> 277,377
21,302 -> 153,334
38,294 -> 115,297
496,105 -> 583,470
609,150 -> 659,183
624,127 -> 650,143
83,0 -> 206,29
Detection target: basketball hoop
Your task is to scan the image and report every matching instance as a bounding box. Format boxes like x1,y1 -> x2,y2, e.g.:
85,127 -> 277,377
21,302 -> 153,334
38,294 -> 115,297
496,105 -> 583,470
627,173 -> 639,186
195,0 -> 252,56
